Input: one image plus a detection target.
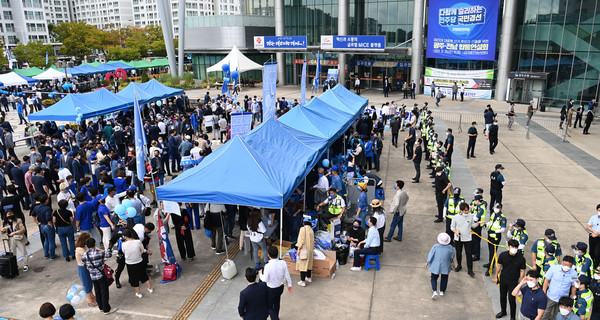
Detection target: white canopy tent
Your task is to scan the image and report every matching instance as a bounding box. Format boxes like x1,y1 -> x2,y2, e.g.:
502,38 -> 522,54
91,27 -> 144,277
0,72 -> 36,86
34,68 -> 70,80
206,45 -> 264,73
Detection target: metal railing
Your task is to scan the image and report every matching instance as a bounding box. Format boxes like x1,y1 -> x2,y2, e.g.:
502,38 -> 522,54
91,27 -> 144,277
430,110 -> 569,142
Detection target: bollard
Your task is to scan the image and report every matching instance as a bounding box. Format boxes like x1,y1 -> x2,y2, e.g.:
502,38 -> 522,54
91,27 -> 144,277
457,114 -> 463,133
562,122 -> 568,142
526,124 -> 530,140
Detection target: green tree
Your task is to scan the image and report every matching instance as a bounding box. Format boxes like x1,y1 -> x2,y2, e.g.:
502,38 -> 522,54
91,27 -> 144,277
106,46 -> 141,61
119,25 -> 169,58
0,38 -> 7,68
12,41 -> 55,67
51,21 -> 106,61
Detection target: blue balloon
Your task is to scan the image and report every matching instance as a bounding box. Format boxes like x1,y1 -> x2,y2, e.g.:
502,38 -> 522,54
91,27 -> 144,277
114,204 -> 126,217
223,77 -> 230,83
78,290 -> 85,298
156,101 -> 162,107
221,63 -> 230,72
49,93 -> 54,98
66,294 -> 73,301
75,107 -> 81,112
231,70 -> 239,80
322,159 -> 330,168
126,207 -> 137,218
77,113 -> 83,118
62,84 -> 68,90
385,124 -> 390,131
122,199 -> 133,209
75,117 -> 81,123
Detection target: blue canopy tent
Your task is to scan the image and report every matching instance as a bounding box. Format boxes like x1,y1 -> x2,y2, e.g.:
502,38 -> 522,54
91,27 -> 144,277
27,88 -> 133,122
94,63 -> 119,73
117,79 -> 184,105
77,65 -> 104,74
277,98 -> 354,140
62,66 -> 90,76
107,62 -> 135,71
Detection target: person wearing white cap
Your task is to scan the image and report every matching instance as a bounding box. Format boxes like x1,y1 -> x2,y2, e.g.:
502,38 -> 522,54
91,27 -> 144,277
426,233 -> 455,299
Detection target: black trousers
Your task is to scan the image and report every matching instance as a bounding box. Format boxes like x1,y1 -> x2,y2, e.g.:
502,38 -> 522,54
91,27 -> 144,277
300,270 -> 312,281
446,150 -> 453,167
93,276 -> 112,313
467,138 -> 476,157
589,235 -> 600,269
455,240 -> 473,271
406,140 -> 414,158
175,226 -> 196,259
488,234 -> 501,264
584,121 -> 592,134
489,136 -> 498,153
472,226 -> 482,259
391,132 -> 399,147
115,254 -> 126,284
490,189 -> 503,211
435,193 -> 445,220
499,281 -> 518,318
574,114 -> 583,127
267,285 -> 284,320
413,161 -> 421,181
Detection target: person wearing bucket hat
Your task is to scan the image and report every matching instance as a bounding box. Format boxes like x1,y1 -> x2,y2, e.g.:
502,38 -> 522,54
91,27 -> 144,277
355,183 -> 369,229
531,229 -> 563,271
426,233 -> 454,299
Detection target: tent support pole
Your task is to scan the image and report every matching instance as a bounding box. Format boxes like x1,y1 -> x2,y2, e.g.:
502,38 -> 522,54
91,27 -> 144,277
303,179 -> 306,212
280,207 -> 283,259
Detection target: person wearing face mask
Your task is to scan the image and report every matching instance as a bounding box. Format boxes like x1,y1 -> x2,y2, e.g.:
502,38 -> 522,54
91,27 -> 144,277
470,194 -> 486,262
347,218 -> 366,246
487,119 -> 499,154
443,187 -> 465,239
490,164 -> 506,210
572,275 -> 593,319
434,167 -> 452,223
556,296 -> 584,320
444,128 -> 454,167
451,202 -> 482,277
539,245 -> 559,286
355,182 -> 369,229
315,188 -> 346,228
572,242 -> 594,279
493,239 -> 526,320
542,256 -> 578,320
586,204 -> 600,270
484,203 -> 507,277
0,209 -> 29,272
508,219 -> 529,253
532,229 -> 563,271
426,233 -> 454,299
511,270 -> 547,320
589,266 -> 600,320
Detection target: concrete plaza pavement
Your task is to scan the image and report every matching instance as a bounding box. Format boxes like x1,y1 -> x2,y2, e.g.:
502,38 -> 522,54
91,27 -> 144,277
0,85 -> 598,319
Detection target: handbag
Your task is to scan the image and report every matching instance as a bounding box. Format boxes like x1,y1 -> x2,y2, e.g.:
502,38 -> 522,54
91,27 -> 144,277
163,263 -> 178,281
298,227 -> 309,260
86,251 -> 115,286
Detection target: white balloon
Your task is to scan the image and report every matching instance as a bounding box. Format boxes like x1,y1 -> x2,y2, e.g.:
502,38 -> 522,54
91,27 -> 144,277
70,295 -> 81,305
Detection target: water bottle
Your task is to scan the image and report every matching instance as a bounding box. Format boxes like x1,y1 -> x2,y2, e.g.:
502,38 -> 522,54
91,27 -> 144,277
154,263 -> 160,274
336,260 -> 339,270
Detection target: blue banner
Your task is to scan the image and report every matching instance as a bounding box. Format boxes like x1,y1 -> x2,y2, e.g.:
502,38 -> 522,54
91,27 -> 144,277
426,0 -> 499,61
321,35 -> 385,50
262,62 -> 277,121
133,90 -> 147,181
301,60 -> 307,105
254,36 -> 307,49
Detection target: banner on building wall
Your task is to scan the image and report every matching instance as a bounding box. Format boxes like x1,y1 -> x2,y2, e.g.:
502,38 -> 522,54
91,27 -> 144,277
262,62 -> 277,121
424,67 -> 494,99
426,0 -> 500,61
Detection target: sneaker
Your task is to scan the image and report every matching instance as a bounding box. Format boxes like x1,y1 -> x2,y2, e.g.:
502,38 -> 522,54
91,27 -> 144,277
135,292 -> 143,298
66,257 -> 71,262
297,281 -> 306,287
23,265 -> 29,272
305,277 -> 312,283
432,291 -> 438,299
383,238 -> 391,242
147,288 -> 154,294
350,267 -> 361,272
216,251 -> 225,255
439,291 -> 444,296
104,308 -> 118,315
393,237 -> 402,242
211,246 -> 216,250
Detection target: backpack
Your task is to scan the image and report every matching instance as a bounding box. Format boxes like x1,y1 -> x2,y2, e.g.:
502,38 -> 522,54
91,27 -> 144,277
92,209 -> 100,228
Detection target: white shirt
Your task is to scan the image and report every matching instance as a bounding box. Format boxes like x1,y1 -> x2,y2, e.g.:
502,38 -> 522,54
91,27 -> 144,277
313,175 -> 329,192
259,259 -> 292,289
133,224 -> 145,242
58,168 -> 72,182
121,239 -> 144,265
373,210 -> 386,229
158,122 -> 166,135
355,79 -> 360,86
57,190 -> 76,212
190,147 -> 202,160
248,221 -> 266,242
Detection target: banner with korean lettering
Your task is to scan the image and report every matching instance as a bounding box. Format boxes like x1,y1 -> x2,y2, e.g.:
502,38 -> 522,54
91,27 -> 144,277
423,67 -> 494,99
262,62 -> 277,121
426,0 -> 499,61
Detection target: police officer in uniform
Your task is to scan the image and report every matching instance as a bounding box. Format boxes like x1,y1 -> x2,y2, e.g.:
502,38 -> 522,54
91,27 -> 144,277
573,275 -> 594,320
444,128 -> 454,167
470,194 -> 486,261
434,167 -> 452,223
589,266 -> 600,320
443,187 -> 464,240
508,219 -> 529,254
572,242 -> 595,279
316,188 -> 346,229
484,203 -> 507,277
466,121 -> 477,159
531,229 -> 563,271
538,245 -> 559,286
490,164 -> 505,210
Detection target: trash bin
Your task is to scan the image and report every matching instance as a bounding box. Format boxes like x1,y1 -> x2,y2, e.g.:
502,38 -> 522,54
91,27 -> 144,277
540,104 -> 546,112
335,244 -> 349,265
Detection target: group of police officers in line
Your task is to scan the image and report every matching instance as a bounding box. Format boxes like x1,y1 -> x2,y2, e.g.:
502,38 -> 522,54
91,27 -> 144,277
413,104 -> 599,319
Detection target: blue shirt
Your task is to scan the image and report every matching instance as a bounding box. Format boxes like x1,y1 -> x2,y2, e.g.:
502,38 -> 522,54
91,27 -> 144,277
357,192 -> 368,212
98,204 -> 111,228
588,214 -> 600,233
545,264 -> 578,302
364,226 -> 380,248
426,243 -> 455,275
331,175 -> 343,193
556,311 -> 583,320
531,239 -> 563,257
75,201 -> 95,230
519,286 -> 547,318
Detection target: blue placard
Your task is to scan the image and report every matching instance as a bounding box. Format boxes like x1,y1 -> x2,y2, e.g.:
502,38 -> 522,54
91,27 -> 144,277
323,36 -> 386,50
263,36 -> 307,49
426,0 -> 499,61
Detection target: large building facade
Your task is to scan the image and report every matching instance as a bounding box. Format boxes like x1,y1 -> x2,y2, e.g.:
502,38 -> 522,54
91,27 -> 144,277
187,0 -> 600,107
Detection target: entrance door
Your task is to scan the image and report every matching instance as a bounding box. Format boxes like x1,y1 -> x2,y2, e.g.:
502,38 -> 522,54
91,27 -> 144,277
509,79 -> 525,102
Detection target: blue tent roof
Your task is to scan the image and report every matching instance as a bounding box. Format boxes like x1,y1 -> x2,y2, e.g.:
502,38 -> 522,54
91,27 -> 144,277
117,79 -> 184,104
94,63 -> 119,73
62,66 -> 88,76
108,62 -> 135,71
28,88 -> 133,122
156,84 -> 367,208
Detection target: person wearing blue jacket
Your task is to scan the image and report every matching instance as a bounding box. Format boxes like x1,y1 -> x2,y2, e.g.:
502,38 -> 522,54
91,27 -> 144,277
364,139 -> 374,170
426,233 -> 455,299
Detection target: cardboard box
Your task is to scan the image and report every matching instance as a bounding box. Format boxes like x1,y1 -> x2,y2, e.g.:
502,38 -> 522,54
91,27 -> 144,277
283,249 -> 336,279
258,240 -> 293,258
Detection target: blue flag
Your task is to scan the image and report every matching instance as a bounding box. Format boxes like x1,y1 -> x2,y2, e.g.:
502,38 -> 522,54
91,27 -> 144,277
301,60 -> 307,105
316,52 -> 321,88
262,62 -> 277,121
45,52 -> 48,65
133,90 -> 147,181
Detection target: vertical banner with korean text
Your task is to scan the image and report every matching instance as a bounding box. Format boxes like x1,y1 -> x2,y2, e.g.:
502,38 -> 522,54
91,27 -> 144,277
262,62 -> 278,121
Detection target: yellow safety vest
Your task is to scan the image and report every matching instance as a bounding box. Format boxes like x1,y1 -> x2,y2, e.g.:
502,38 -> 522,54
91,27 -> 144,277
576,252 -> 595,278
446,196 -> 464,219
573,289 -> 593,319
488,212 -> 506,240
509,229 -> 529,247
535,239 -> 559,267
328,195 -> 344,216
539,256 -> 559,285
470,201 -> 487,223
